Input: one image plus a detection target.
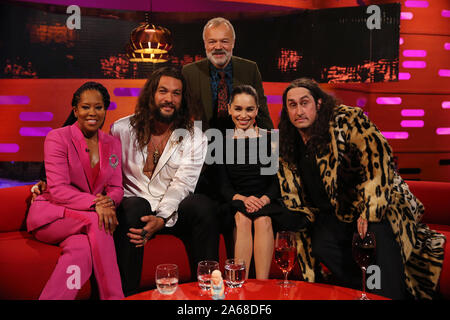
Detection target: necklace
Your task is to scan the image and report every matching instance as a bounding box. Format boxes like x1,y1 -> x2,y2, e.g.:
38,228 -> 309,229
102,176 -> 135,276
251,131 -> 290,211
150,130 -> 172,165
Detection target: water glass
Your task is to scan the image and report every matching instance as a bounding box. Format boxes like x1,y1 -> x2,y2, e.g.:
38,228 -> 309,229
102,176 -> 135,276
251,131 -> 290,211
197,260 -> 219,291
224,258 -> 246,288
155,264 -> 178,295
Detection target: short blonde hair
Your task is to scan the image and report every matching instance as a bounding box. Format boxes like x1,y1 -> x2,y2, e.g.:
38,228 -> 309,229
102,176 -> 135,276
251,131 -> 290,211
202,17 -> 235,41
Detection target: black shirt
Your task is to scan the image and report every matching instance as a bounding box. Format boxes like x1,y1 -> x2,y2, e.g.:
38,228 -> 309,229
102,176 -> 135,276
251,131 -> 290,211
218,132 -> 279,202
296,138 -> 333,215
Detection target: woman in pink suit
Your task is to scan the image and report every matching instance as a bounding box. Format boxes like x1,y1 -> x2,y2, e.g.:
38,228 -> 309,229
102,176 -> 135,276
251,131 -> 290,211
27,82 -> 124,300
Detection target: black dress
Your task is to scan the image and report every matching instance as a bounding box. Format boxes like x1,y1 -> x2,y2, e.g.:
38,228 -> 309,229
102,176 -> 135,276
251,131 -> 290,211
217,130 -> 282,225
217,129 -> 311,232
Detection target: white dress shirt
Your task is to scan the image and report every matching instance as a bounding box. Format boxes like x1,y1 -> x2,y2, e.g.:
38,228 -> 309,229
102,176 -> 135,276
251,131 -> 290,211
110,115 -> 207,227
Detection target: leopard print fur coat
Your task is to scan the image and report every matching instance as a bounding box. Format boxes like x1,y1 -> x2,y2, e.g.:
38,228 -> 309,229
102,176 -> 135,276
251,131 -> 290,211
278,105 -> 446,299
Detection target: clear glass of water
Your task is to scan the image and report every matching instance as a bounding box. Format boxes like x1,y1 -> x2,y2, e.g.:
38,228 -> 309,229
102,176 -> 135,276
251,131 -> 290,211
224,258 -> 246,288
197,260 -> 219,292
155,264 -> 178,295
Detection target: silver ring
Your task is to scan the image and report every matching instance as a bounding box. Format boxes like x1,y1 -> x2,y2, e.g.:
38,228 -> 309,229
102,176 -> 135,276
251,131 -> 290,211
108,218 -> 113,224
141,229 -> 148,238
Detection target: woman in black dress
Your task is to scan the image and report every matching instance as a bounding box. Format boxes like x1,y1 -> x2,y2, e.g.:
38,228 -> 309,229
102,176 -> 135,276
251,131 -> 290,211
218,85 -> 279,279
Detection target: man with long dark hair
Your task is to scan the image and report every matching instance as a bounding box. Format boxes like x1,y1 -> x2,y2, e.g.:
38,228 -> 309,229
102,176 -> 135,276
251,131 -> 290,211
110,66 -> 218,296
277,78 -> 445,299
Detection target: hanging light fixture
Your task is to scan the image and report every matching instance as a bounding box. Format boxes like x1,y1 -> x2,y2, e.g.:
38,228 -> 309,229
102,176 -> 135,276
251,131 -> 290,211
127,1 -> 172,63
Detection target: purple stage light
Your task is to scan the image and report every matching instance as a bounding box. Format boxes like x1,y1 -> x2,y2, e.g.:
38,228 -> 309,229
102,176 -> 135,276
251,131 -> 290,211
438,69 -> 450,77
401,12 -> 414,20
401,109 -> 424,117
381,132 -> 409,139
0,96 -> 30,105
442,101 -> 450,109
376,97 -> 402,105
402,61 -> 426,68
19,112 -> 53,121
401,120 -> 424,127
108,102 -> 117,110
399,73 -> 411,80
19,127 -> 53,136
405,1 -> 429,8
113,88 -> 141,97
266,95 -> 283,104
356,98 -> 367,107
436,128 -> 450,135
0,144 -> 19,153
403,50 -> 427,57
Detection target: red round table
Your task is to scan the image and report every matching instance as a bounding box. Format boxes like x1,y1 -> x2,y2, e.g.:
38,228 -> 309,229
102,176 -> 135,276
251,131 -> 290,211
125,279 -> 389,300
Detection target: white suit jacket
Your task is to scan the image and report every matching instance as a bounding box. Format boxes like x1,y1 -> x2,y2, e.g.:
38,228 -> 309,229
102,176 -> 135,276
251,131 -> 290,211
110,115 -> 207,227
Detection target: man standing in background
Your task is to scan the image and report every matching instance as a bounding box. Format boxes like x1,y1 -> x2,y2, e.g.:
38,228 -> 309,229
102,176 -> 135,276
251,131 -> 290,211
182,17 -> 273,132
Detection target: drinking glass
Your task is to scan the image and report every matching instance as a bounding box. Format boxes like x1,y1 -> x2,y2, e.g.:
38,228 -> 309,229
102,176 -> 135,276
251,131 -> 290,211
155,264 -> 178,295
197,260 -> 219,292
224,258 -> 246,288
352,231 -> 376,300
274,231 -> 297,287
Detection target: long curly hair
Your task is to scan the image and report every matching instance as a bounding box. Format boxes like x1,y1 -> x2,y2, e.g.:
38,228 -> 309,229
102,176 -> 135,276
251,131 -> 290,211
130,66 -> 193,150
279,78 -> 339,165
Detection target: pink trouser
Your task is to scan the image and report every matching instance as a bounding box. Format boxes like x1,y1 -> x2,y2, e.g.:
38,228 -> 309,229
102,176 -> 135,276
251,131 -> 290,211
33,209 -> 124,300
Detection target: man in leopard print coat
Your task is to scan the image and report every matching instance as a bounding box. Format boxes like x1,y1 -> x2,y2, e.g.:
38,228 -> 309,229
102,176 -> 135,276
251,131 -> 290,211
277,78 -> 445,299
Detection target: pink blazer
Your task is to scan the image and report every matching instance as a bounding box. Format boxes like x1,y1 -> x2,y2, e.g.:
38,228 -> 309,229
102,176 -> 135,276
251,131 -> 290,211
27,123 -> 123,232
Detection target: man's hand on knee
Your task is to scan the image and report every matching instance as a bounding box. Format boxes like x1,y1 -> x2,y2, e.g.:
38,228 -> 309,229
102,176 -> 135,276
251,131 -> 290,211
128,215 -> 165,248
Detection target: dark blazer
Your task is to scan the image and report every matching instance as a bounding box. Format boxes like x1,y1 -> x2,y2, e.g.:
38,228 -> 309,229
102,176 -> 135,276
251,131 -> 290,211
182,56 -> 274,130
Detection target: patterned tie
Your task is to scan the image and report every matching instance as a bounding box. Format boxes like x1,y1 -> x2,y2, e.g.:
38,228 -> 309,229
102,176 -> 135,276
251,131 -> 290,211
217,71 -> 228,118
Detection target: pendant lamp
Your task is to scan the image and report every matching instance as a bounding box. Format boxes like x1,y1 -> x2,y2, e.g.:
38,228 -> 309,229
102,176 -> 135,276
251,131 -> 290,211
127,3 -> 172,63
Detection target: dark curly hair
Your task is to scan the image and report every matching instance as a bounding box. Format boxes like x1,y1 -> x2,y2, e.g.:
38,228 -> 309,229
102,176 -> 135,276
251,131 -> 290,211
71,81 -> 110,109
130,66 -> 193,150
279,78 -> 339,166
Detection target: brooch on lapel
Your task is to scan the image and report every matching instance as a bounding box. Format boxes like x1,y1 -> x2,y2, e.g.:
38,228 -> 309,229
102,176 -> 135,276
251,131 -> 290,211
109,154 -> 119,168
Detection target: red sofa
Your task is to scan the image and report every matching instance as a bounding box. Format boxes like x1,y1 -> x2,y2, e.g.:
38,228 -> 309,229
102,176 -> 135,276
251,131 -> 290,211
0,185 -> 291,299
0,181 -> 448,299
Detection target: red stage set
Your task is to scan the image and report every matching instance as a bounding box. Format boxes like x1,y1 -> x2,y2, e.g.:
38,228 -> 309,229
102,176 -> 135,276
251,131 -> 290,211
0,0 -> 449,181
0,0 -> 449,301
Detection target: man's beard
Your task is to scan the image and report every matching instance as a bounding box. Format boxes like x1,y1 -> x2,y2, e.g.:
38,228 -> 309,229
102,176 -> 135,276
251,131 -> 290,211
154,103 -> 180,124
207,49 -> 232,68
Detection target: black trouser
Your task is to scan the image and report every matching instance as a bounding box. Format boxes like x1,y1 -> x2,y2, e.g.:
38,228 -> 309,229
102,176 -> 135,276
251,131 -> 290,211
114,194 -> 220,296
311,214 -> 408,300
195,166 -> 236,257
